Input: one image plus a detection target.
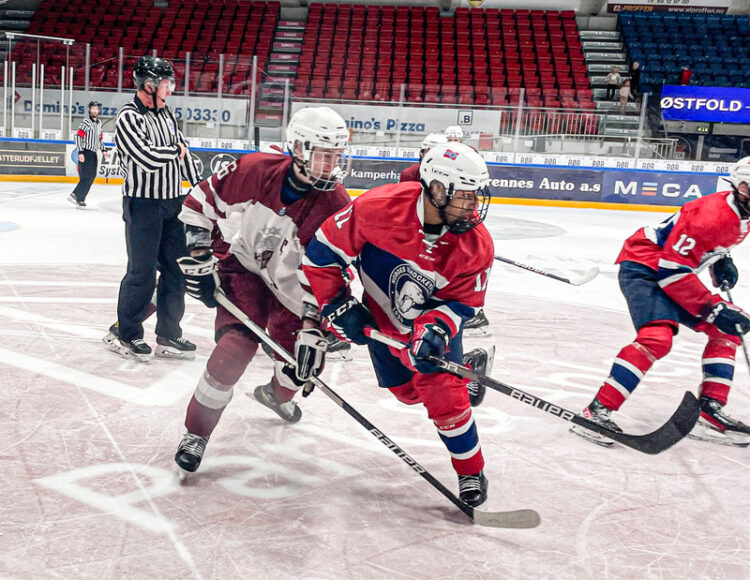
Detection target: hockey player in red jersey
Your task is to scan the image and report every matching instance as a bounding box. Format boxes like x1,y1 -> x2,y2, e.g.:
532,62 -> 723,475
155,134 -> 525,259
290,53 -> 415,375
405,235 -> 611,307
173,107 -> 352,475
399,133 -> 447,183
303,142 -> 495,507
572,157 -> 750,448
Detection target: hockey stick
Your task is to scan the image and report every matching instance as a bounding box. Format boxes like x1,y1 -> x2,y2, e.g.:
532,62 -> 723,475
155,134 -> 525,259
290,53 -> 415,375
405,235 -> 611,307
494,255 -> 599,286
722,286 -> 750,371
213,291 -> 540,529
366,329 -> 700,455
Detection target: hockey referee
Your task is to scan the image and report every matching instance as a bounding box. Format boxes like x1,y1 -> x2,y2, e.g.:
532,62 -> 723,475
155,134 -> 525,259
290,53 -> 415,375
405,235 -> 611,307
68,100 -> 107,208
108,56 -> 201,361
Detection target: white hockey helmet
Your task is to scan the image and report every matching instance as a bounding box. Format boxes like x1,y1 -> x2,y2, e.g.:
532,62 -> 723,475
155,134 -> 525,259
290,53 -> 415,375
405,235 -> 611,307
421,132 -> 448,150
444,125 -> 464,142
727,157 -> 750,190
285,106 -> 351,190
419,143 -> 491,233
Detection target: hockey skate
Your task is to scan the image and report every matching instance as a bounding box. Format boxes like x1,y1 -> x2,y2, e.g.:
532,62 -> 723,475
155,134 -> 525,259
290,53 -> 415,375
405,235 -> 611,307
155,336 -> 196,360
108,336 -> 152,362
569,397 -> 622,447
67,193 -> 85,208
687,396 -> 750,448
175,432 -> 209,481
458,471 -> 488,508
464,309 -> 491,336
463,345 -> 495,407
253,380 -> 302,423
102,322 -> 119,347
325,332 -> 352,361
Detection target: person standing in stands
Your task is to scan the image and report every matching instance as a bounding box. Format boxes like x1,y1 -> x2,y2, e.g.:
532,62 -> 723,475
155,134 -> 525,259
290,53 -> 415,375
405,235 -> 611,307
69,100 -> 107,208
605,66 -> 621,101
106,56 -> 201,362
629,61 -> 641,99
619,80 -> 634,114
680,65 -> 693,86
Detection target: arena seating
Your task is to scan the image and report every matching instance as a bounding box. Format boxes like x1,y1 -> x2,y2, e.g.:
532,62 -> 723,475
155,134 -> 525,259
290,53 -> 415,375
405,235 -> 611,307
17,0 -> 277,93
294,4 -> 595,110
619,12 -> 750,94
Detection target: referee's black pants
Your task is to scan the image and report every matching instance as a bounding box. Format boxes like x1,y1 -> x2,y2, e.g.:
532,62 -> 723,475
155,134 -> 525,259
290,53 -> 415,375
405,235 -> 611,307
116,196 -> 188,343
72,150 -> 98,202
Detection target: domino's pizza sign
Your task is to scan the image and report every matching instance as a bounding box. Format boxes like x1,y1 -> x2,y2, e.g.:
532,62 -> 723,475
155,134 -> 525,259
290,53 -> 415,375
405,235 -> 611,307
660,85 -> 750,123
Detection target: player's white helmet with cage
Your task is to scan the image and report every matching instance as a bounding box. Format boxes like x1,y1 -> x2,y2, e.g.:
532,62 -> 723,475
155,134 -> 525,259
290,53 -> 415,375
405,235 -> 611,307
285,106 -> 351,191
419,143 -> 491,233
444,125 -> 464,142
419,133 -> 447,159
727,157 -> 750,190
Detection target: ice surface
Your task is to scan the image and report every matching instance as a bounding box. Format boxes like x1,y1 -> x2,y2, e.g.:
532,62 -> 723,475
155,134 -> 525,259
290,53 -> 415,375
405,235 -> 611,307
1,184 -> 749,579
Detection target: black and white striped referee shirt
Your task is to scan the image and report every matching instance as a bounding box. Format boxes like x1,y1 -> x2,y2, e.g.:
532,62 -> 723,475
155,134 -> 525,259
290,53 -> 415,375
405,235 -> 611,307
75,116 -> 105,153
115,96 -> 201,200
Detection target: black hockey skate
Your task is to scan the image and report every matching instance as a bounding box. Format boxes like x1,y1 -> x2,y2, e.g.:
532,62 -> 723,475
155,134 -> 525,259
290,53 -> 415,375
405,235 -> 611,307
175,432 -> 209,481
102,322 -> 119,347
155,336 -> 196,360
688,396 -> 750,447
463,346 -> 495,407
458,471 -> 488,508
253,380 -> 302,423
67,193 -> 85,208
326,332 -> 352,361
108,336 -> 152,362
570,397 -> 622,447
464,309 -> 491,336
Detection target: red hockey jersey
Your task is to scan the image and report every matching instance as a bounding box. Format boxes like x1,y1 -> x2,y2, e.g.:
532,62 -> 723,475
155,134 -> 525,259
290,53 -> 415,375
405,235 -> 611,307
617,190 -> 750,317
302,181 -> 494,340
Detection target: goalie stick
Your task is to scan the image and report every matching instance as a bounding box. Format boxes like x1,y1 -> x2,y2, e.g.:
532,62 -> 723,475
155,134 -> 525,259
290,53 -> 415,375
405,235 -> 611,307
494,255 -> 599,286
214,291 -> 540,529
366,329 -> 700,455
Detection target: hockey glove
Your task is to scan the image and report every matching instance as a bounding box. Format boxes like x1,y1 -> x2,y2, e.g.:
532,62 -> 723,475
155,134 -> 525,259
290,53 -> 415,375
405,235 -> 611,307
407,319 -> 451,374
321,295 -> 372,345
177,253 -> 219,308
710,256 -> 738,290
703,300 -> 750,336
294,328 -> 327,382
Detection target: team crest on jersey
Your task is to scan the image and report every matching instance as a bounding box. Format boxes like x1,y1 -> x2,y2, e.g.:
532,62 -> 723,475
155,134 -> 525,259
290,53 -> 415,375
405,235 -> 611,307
389,264 -> 435,324
254,226 -> 283,269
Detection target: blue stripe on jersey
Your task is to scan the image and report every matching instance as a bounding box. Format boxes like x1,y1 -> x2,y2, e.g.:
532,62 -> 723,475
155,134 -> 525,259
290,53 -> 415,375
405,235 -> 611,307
703,362 -> 734,380
610,363 -> 641,393
423,297 -> 475,326
360,242 -> 414,294
306,237 -> 349,270
656,263 -> 692,283
652,212 -> 679,248
438,420 -> 479,456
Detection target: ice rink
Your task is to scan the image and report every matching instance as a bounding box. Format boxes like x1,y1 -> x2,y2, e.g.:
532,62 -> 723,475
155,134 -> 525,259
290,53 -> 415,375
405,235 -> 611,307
2,182 -> 750,580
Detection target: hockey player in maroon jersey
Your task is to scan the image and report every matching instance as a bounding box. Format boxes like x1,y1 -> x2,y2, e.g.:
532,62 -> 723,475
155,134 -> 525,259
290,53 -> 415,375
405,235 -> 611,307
303,142 -> 495,507
172,107 -> 352,475
399,133 -> 447,183
572,157 -> 750,448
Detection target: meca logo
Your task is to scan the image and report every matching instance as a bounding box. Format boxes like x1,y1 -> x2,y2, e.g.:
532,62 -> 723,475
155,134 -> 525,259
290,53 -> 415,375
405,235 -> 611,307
613,181 -> 703,199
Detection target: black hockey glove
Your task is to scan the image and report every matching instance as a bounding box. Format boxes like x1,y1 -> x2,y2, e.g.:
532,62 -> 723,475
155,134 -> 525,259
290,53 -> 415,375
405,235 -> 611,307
710,256 -> 738,290
294,328 -> 327,382
407,319 -> 450,374
321,295 -> 373,345
703,300 -> 750,336
177,252 -> 219,308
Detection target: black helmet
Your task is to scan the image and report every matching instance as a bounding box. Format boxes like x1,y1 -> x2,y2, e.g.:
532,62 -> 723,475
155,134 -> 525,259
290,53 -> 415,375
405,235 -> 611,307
133,56 -> 175,91
88,100 -> 101,109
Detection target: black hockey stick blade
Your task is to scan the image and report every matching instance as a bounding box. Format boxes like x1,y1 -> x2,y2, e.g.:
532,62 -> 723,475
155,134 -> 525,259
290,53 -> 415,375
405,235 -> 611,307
569,391 -> 700,454
430,357 -> 700,455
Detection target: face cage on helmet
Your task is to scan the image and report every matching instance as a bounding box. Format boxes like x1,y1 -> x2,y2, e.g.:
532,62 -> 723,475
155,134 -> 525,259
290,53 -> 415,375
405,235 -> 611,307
425,180 -> 491,234
299,145 -> 351,191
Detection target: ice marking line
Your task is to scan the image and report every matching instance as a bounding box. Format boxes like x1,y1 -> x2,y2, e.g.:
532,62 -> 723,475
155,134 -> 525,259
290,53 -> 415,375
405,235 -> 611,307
0,297 -> 116,303
0,347 -> 196,406
0,280 -> 120,287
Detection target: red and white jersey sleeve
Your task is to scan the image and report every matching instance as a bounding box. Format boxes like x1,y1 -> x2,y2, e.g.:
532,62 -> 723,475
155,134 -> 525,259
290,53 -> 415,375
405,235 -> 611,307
303,182 -> 494,340
180,152 -> 350,318
617,191 -> 750,317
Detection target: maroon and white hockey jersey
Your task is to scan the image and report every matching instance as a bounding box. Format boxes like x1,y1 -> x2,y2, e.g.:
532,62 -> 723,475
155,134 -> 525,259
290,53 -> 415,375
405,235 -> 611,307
179,152 -> 350,317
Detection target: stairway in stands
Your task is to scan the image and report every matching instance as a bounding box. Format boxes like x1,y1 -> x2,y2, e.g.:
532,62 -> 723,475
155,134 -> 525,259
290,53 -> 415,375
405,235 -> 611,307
580,23 -> 640,137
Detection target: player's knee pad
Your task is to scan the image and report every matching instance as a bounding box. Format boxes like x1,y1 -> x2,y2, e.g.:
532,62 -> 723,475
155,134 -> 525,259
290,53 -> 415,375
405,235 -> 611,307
635,324 -> 674,360
207,327 -> 258,386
